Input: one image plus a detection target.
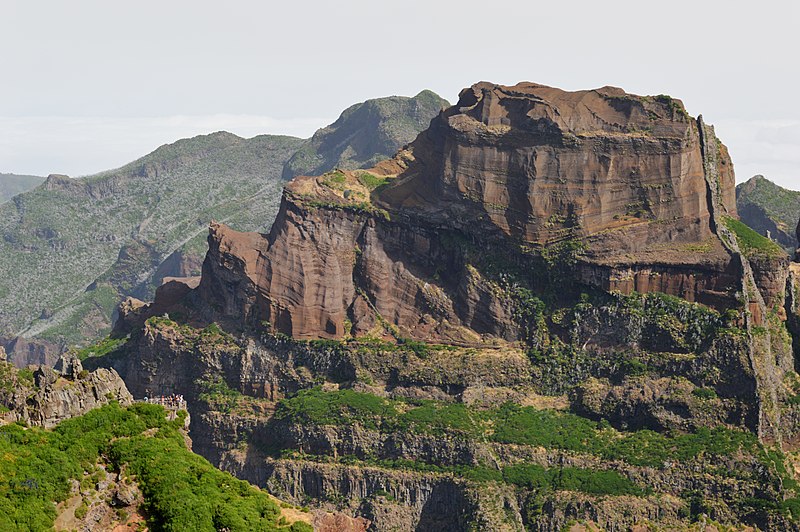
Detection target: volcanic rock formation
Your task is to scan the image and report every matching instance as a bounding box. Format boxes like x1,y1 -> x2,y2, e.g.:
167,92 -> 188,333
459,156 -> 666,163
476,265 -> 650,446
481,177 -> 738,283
0,352 -> 133,429
110,82 -> 800,530
191,82 -> 782,341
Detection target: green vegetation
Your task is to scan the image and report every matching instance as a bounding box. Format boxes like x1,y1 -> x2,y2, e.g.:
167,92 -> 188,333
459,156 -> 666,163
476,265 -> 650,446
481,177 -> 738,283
321,170 -> 346,186
75,334 -> 129,360
286,453 -> 641,497
146,316 -> 236,347
692,387 -> 718,400
0,403 -> 308,531
736,175 -> 800,251
723,216 -> 785,258
197,376 -> 243,413
501,463 -> 641,496
356,171 -> 390,191
621,291 -> 727,353
298,195 -> 391,222
0,132 -> 305,346
274,388 -> 765,469
283,91 -> 449,179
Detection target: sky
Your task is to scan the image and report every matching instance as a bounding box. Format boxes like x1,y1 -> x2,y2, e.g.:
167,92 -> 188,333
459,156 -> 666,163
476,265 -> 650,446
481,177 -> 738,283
1,0 -> 798,189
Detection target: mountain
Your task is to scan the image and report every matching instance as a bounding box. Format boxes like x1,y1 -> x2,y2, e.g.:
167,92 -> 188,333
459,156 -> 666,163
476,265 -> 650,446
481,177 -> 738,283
282,89 -> 449,179
737,174 -> 800,251
0,172 -> 45,203
0,132 -> 304,349
103,82 -> 800,530
0,91 -> 447,355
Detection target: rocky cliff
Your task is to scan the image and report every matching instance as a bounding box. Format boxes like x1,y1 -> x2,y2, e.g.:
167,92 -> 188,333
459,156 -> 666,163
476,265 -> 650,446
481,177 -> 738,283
0,91 -> 447,351
194,82 -> 780,339
0,350 -> 132,428
110,82 -> 800,531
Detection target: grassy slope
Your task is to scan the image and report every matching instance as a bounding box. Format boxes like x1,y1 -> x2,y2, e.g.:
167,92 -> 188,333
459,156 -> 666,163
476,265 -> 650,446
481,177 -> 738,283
736,175 -> 800,251
0,173 -> 45,204
0,402 -> 311,532
0,132 -> 304,344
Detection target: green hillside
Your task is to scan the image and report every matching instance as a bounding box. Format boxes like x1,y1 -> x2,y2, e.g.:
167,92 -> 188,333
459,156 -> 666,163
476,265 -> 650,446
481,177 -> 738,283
736,175 -> 800,251
283,89 -> 449,179
0,173 -> 45,203
0,132 -> 304,345
0,402 -> 311,532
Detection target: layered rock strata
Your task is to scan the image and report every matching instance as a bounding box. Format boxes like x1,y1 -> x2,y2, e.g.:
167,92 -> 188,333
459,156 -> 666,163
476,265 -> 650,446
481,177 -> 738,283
190,82 -> 785,341
111,82 -> 800,531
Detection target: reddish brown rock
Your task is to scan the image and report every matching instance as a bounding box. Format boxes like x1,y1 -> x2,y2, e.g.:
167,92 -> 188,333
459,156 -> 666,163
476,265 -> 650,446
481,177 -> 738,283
0,335 -> 62,368
185,82 -> 764,342
378,82 -> 736,249
313,511 -> 370,532
113,276 -> 201,335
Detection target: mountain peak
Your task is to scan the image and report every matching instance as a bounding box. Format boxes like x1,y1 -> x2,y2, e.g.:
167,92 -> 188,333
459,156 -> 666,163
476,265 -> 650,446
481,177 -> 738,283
282,90 -> 449,179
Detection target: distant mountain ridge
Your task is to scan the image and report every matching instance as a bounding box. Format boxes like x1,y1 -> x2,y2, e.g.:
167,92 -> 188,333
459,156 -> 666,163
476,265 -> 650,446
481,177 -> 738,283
736,175 -> 800,251
0,90 -> 448,358
283,89 -> 449,179
0,172 -> 45,203
0,132 -> 304,350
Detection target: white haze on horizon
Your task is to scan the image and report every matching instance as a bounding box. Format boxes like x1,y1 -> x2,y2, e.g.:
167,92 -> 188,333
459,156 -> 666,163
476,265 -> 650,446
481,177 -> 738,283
1,0 -> 798,189
0,114 -> 331,178
2,114 -> 798,192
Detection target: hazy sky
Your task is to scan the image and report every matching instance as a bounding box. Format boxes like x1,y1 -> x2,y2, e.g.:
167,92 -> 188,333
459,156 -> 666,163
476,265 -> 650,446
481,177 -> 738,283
1,0 -> 798,189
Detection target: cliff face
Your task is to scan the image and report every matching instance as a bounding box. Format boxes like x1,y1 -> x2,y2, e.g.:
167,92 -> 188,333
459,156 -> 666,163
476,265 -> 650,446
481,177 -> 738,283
111,318 -> 799,531
113,82 -> 800,530
377,83 -> 736,246
193,82 -> 770,344
0,352 -> 133,429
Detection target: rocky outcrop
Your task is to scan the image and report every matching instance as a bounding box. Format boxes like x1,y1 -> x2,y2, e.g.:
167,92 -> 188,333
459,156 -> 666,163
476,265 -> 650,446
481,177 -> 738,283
111,81 -> 800,531
0,354 -> 133,429
186,82 -> 766,346
225,458 -> 521,532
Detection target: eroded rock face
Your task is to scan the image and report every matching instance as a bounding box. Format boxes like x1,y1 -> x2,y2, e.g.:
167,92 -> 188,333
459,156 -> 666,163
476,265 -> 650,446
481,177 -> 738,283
114,82 -> 800,531
378,83 -> 735,246
188,82 -> 765,344
0,360 -> 133,429
0,335 -> 62,368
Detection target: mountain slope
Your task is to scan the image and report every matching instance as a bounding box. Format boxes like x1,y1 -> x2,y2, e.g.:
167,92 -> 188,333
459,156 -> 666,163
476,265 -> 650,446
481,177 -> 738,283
109,82 -> 800,530
737,174 -> 800,251
0,172 -> 45,203
283,89 -> 449,179
0,90 -> 448,353
0,132 -> 304,346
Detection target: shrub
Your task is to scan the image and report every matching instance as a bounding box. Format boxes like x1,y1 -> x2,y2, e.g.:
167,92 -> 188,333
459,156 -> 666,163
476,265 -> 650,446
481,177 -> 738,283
0,403 -> 285,532
692,387 -> 718,400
